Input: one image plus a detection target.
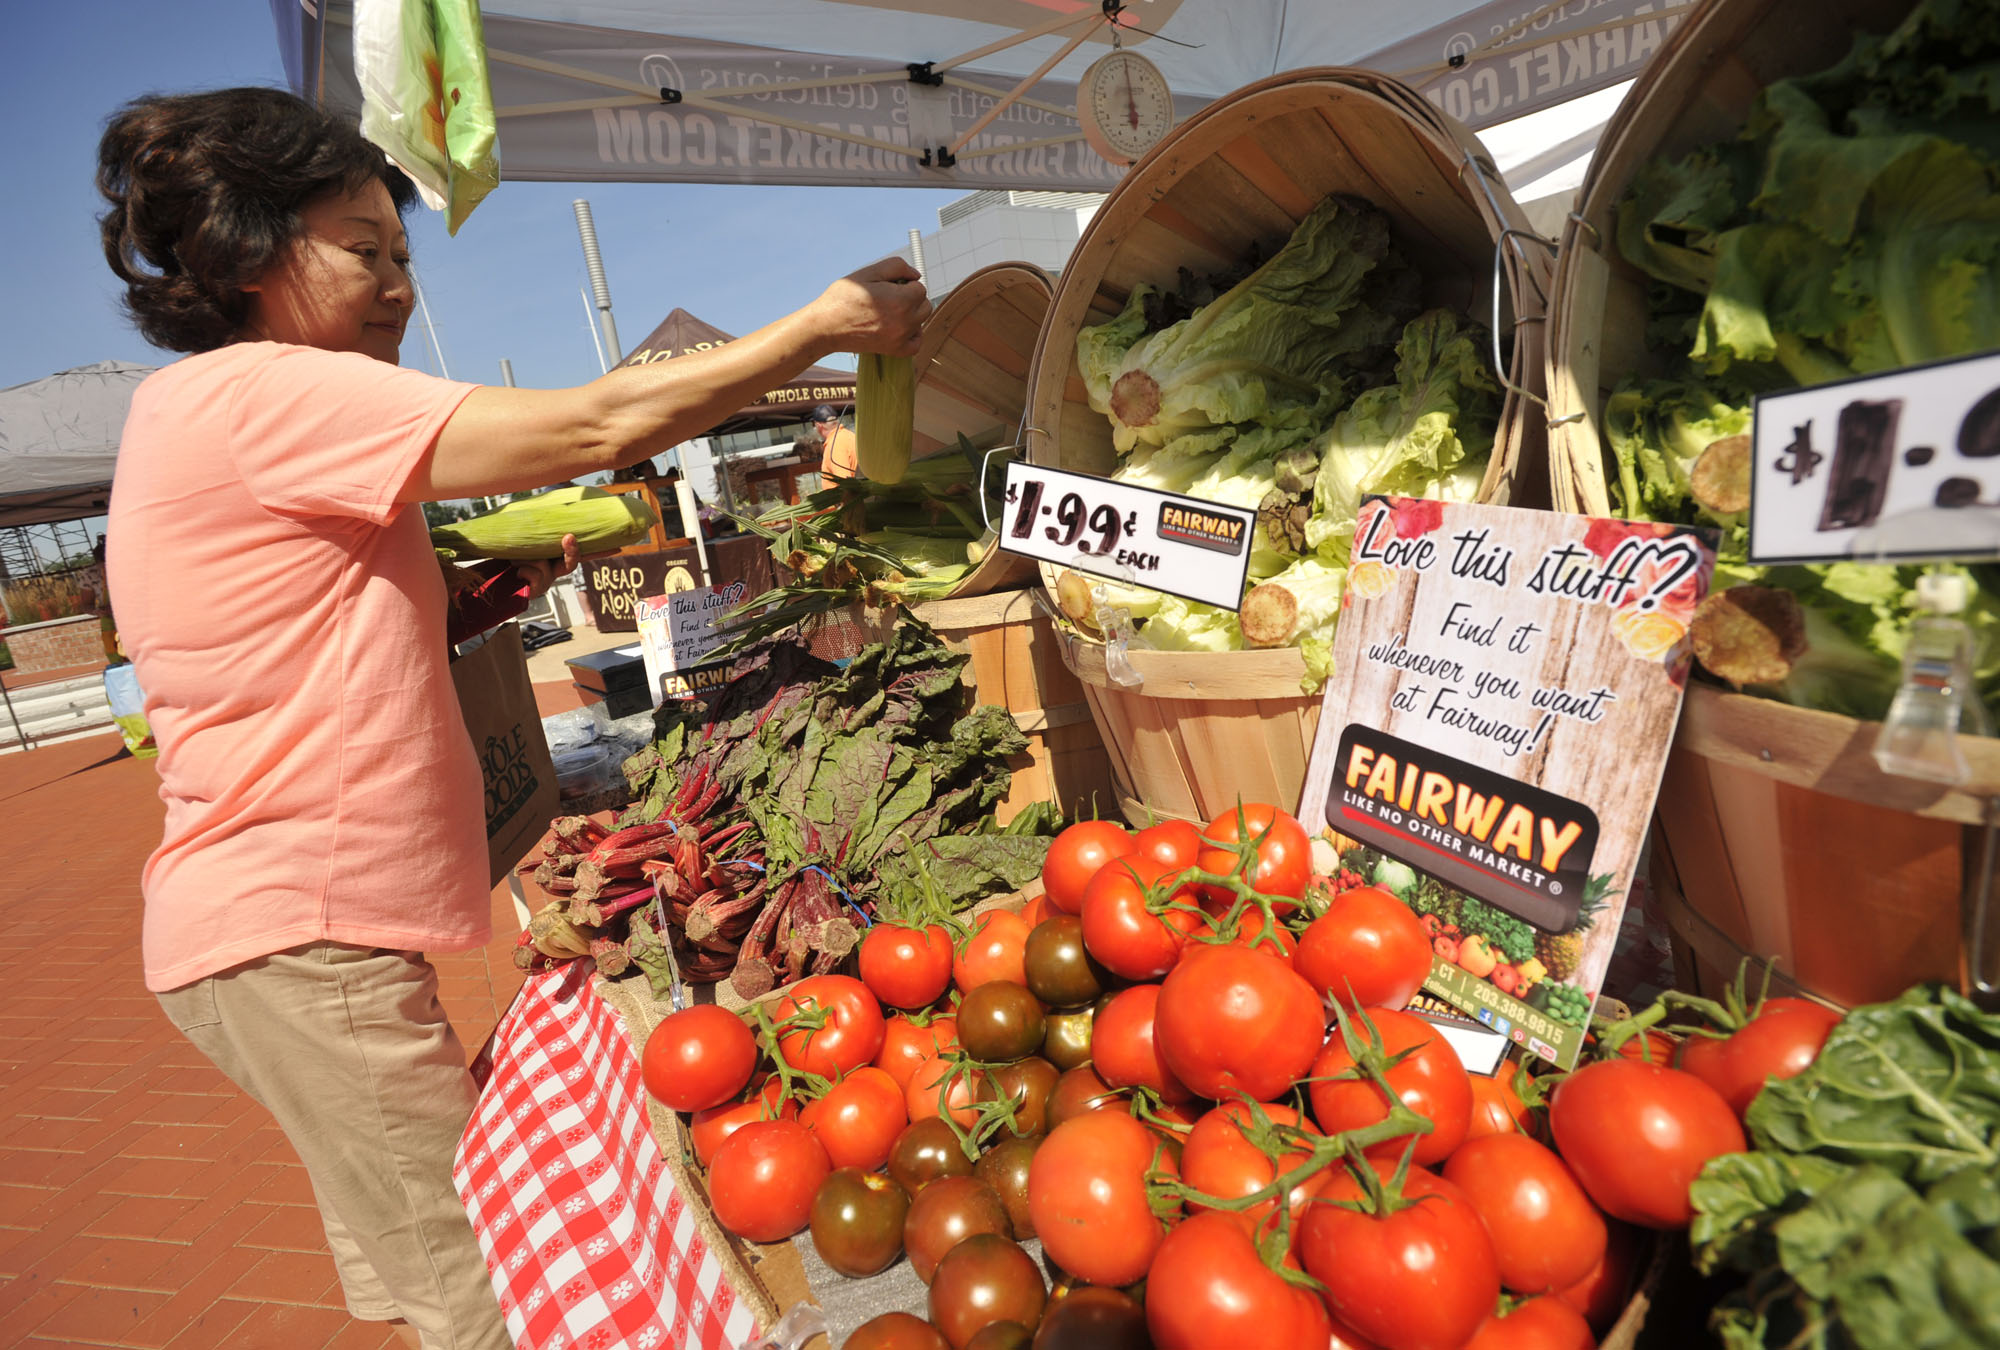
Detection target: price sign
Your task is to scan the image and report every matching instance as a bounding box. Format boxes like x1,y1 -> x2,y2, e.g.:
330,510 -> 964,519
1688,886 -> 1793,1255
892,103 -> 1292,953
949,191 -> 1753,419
995,461 -> 1256,611
1750,350 -> 2000,563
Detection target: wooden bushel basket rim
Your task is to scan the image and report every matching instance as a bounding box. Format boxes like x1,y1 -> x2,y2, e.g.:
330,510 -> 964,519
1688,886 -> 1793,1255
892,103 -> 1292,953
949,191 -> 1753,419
1544,0 -> 1905,513
907,259 -> 1054,600
1018,65 -> 1554,694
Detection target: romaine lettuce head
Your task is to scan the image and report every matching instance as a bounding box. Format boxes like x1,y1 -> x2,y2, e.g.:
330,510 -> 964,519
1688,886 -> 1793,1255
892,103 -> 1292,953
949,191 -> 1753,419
1604,378 -> 1753,523
1307,310 -> 1499,558
1100,194 -> 1409,452
1077,284 -> 1156,415
1141,595 -> 1245,653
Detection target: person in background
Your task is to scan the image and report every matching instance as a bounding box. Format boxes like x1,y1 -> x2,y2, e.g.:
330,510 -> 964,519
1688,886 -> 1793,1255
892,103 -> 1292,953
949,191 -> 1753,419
813,401 -> 858,479
97,86 -> 927,1350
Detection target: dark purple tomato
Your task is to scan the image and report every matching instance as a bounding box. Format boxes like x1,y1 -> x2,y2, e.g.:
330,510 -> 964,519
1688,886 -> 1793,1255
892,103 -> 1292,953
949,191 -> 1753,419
889,1116 -> 976,1195
958,981 -> 1049,1063
845,1311 -> 950,1350
905,1175 -> 1014,1284
1030,1287 -> 1151,1350
930,1234 -> 1048,1350
809,1168 -> 909,1279
1024,916 -> 1108,1009
976,1136 -> 1040,1240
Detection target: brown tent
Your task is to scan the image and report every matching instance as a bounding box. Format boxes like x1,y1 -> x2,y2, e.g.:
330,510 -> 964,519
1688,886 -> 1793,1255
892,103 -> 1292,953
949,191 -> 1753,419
616,308 -> 854,433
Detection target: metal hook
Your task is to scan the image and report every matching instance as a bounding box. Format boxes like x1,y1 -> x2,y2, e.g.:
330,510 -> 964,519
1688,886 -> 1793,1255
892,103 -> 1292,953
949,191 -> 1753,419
1968,798 -> 2000,1006
1488,226 -> 1560,412
1566,211 -> 1602,247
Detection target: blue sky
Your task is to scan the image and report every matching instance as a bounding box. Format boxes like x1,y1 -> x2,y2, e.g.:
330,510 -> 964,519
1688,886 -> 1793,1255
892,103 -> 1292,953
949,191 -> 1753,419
3,0 -> 965,395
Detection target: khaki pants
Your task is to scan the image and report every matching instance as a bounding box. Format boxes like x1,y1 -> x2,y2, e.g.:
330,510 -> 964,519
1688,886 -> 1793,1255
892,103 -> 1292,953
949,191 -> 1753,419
157,943 -> 511,1350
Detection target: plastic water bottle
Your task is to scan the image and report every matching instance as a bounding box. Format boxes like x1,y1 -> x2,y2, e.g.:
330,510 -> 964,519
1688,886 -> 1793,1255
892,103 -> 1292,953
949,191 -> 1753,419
1873,573 -> 1995,784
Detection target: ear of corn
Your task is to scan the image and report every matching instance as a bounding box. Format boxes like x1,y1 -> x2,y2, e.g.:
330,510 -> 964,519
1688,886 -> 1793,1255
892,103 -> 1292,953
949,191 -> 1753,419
429,485 -> 656,560
855,352 -> 915,484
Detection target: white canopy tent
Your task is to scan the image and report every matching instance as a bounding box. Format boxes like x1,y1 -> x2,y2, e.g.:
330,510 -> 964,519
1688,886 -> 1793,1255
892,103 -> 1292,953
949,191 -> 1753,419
275,0 -> 1691,200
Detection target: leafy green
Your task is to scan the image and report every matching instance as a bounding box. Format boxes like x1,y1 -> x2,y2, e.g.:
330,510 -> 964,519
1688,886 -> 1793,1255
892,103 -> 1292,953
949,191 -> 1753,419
1691,985 -> 2000,1349
1306,310 -> 1499,562
1082,193 -> 1415,455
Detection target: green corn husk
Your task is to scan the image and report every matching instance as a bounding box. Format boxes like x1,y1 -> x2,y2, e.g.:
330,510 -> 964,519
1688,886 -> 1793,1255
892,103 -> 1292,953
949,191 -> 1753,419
429,485 -> 656,560
855,353 -> 915,484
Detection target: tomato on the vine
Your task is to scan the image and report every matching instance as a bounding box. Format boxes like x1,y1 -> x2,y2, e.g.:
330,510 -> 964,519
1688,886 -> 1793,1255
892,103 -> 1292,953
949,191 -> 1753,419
954,909 -> 1032,991
1129,819 -> 1204,869
1295,886 -> 1432,1011
640,1004 -> 756,1113
859,922 -> 955,1011
1042,820 -> 1135,914
772,974 -> 886,1080
1028,1109 -> 1175,1288
1308,1009 -> 1471,1167
1155,943 -> 1324,1102
876,1014 -> 959,1093
1442,1133 -> 1606,1295
1180,1100 -> 1323,1237
688,1078 -> 795,1167
1090,983 -> 1194,1103
1466,1067 -> 1536,1142
906,1054 -> 987,1129
1080,856 -> 1206,981
1197,804 -> 1312,905
1675,996 -> 1840,1120
800,1065 -> 908,1172
1145,1211 -> 1332,1350
1299,1162 -> 1500,1350
1548,1058 -> 1745,1229
707,1118 -> 829,1242
1462,1296 -> 1596,1350
1554,1219 -> 1643,1333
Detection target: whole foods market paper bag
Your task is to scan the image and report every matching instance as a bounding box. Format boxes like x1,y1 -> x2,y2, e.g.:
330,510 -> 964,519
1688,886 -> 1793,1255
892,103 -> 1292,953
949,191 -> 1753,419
452,623 -> 558,887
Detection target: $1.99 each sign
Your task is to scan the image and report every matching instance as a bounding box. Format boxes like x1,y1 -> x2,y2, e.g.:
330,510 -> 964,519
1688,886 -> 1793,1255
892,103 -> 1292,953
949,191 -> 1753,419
995,460 -> 1255,610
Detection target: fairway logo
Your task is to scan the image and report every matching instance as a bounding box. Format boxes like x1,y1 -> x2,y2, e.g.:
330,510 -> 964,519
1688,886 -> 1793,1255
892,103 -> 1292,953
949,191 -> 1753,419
1157,504 -> 1249,555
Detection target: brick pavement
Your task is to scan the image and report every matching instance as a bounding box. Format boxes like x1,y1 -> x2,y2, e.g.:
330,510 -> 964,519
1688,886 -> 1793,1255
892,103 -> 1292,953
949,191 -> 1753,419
0,727 -> 535,1348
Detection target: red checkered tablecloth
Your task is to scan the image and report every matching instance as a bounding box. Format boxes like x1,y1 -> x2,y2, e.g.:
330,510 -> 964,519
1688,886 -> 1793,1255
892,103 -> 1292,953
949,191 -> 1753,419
454,962 -> 762,1350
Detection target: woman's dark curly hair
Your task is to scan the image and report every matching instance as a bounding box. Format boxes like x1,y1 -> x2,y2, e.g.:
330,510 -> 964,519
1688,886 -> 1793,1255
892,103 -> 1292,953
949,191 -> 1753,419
97,87 -> 417,353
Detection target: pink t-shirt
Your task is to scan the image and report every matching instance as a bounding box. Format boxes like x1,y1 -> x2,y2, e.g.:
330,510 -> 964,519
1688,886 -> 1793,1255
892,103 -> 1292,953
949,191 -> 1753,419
108,342 -> 488,992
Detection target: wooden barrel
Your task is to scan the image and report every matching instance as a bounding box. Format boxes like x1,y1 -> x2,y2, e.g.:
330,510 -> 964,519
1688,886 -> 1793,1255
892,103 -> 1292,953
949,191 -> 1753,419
908,260 -> 1051,599
1545,0 -> 1899,513
1542,0 -> 1998,1006
1651,685 -> 1998,1008
1021,67 -> 1551,825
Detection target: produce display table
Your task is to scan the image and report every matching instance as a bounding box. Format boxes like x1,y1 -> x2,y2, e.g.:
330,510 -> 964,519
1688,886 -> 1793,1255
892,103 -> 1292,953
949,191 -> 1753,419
453,962 -> 762,1350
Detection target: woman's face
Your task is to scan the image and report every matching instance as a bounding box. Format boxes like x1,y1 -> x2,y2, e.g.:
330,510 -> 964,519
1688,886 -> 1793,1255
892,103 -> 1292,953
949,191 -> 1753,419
241,180 -> 413,363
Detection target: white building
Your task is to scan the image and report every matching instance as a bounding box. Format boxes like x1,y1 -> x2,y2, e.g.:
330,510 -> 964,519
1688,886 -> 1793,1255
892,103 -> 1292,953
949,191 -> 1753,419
898,189 -> 1104,295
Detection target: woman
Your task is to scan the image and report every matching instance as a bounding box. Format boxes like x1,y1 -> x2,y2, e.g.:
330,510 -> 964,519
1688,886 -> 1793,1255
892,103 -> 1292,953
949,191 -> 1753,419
97,86 -> 926,1349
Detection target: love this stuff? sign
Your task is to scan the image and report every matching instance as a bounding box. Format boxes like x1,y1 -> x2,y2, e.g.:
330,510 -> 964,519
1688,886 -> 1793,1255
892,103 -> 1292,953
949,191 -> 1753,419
1298,497 -> 1716,1068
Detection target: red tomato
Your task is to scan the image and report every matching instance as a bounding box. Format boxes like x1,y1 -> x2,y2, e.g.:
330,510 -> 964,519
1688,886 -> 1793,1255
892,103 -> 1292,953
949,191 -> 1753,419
1463,1297 -> 1596,1350
1330,1320 -> 1388,1350
1442,1134 -> 1607,1295
1017,893 -> 1054,928
1610,1028 -> 1679,1066
1676,997 -> 1840,1121
1129,819 -> 1204,869
772,975 -> 887,1081
1042,820 -> 1135,914
1309,1009 -> 1472,1167
1197,804 -> 1312,905
954,910 -> 1032,991
1295,887 -> 1432,1011
688,1079 -> 796,1168
1028,1110 -> 1174,1287
1090,983 -> 1194,1104
1548,1059 -> 1745,1229
641,1004 -> 757,1113
876,1014 -> 959,1093
1145,1211 -> 1333,1350
1155,944 -> 1325,1102
1554,1220 -> 1643,1333
906,1054 -> 986,1129
707,1118 -> 830,1242
859,923 -> 955,1011
1080,857 -> 1206,981
1466,1068 -> 1535,1142
1180,1100 -> 1323,1237
801,1066 -> 908,1171
1300,1162 -> 1501,1350
1212,907 -> 1299,963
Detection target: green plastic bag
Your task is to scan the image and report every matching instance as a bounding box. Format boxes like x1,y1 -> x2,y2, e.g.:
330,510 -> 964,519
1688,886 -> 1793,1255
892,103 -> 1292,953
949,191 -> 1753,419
353,0 -> 500,234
